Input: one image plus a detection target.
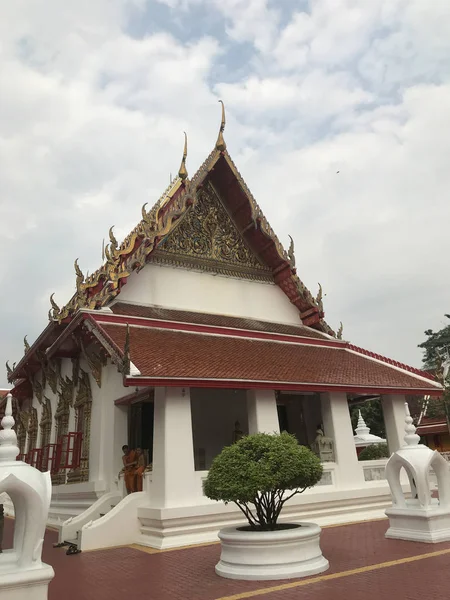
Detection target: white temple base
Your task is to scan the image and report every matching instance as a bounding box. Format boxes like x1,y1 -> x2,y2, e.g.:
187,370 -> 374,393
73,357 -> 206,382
385,504 -> 450,543
0,559 -> 54,600
215,522 -> 329,581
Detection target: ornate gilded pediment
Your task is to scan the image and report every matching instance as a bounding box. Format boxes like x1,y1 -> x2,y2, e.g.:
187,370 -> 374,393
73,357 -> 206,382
151,181 -> 273,282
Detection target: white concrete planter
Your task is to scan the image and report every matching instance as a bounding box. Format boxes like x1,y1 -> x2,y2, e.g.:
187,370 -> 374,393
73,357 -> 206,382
215,522 -> 329,581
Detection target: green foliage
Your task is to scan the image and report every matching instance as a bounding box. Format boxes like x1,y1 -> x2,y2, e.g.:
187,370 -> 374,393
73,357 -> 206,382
350,399 -> 385,438
425,397 -> 447,419
203,432 -> 323,530
358,443 -> 389,461
418,315 -> 450,371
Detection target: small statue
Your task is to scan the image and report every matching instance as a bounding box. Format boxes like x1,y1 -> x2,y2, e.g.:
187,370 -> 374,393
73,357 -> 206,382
232,421 -> 244,444
315,426 -> 324,441
312,424 -> 335,462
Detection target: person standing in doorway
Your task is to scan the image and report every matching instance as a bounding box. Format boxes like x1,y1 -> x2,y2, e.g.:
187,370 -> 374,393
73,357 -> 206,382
122,445 -> 137,494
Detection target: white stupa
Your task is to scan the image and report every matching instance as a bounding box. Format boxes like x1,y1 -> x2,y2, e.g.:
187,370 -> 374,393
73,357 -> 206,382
385,402 -> 450,543
0,393 -> 54,599
354,410 -> 386,449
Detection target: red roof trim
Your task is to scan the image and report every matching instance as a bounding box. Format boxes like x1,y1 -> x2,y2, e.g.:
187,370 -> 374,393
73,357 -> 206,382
124,376 -> 443,396
92,312 -> 343,348
347,343 -> 436,382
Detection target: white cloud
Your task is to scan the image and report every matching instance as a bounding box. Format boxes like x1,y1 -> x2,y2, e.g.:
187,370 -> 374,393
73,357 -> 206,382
1,0 -> 450,386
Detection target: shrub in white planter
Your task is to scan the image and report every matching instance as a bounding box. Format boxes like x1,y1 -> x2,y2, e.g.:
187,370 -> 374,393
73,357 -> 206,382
204,432 -> 323,530
203,432 -> 329,580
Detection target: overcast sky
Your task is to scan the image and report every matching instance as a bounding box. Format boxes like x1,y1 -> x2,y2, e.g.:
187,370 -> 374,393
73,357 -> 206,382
1,0 -> 450,388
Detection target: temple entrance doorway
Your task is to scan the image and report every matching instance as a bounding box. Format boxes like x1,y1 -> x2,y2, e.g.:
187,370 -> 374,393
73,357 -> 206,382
191,388 -> 248,470
128,391 -> 154,465
276,392 -> 322,449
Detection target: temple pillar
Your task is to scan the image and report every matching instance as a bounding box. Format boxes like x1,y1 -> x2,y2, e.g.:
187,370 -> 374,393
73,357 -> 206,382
320,392 -> 364,487
150,387 -> 198,508
382,394 -> 406,453
247,389 -> 280,435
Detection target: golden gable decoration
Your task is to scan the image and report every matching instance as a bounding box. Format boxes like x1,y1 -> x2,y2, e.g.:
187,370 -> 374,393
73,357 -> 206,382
153,181 -> 272,281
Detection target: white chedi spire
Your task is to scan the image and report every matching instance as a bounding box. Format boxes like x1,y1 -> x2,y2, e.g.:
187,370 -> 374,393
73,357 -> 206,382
403,402 -> 421,447
0,393 -> 20,462
355,410 -> 370,436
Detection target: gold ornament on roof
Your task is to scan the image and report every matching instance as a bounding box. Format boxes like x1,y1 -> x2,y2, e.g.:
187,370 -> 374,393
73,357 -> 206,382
50,293 -> 60,316
287,235 -> 296,268
316,283 -> 324,312
178,132 -> 188,181
109,226 -> 118,252
24,336 -> 30,354
337,322 -> 343,340
6,361 -> 12,380
216,100 -> 226,152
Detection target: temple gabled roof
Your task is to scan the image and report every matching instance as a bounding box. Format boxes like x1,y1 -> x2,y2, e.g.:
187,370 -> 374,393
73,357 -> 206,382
44,103 -> 331,333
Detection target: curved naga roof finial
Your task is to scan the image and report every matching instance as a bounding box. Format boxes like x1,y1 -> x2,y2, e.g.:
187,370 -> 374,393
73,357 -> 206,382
109,226 -> 118,252
337,321 -> 343,340
316,283 -> 324,312
178,131 -> 188,181
287,235 -> 296,268
24,335 -> 31,354
215,99 -> 226,152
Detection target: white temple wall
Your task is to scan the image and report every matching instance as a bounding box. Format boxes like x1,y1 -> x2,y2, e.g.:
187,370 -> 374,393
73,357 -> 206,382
191,388 -> 248,470
116,263 -> 301,325
89,362 -> 127,490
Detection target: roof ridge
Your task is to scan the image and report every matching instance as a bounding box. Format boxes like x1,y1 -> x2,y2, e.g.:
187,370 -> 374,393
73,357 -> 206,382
347,343 -> 437,382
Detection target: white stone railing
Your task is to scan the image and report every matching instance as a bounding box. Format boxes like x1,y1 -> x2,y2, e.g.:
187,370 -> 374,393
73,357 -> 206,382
360,459 -> 388,482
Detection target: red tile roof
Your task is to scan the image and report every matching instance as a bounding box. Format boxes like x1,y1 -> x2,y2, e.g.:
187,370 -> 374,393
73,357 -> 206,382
97,321 -> 440,393
110,302 -> 329,340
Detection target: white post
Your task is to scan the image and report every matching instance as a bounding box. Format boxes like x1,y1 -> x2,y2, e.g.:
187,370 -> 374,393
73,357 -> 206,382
382,394 -> 407,453
150,387 -> 198,508
321,392 -> 364,487
247,389 -> 280,435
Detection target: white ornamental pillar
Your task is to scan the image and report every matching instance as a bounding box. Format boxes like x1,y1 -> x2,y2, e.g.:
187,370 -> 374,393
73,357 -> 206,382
382,395 -> 406,453
150,387 -> 198,508
247,389 -> 280,435
320,392 -> 364,487
0,394 -> 54,599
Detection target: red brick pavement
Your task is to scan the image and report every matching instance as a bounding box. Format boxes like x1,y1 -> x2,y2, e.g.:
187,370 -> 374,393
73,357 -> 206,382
3,517 -> 450,600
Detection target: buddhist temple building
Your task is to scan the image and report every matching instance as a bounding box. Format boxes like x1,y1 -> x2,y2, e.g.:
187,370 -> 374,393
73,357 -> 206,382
5,104 -> 443,550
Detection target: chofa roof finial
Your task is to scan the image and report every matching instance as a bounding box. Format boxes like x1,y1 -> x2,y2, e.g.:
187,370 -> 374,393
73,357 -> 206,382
0,393 -> 20,462
178,132 -> 188,181
215,100 -> 226,152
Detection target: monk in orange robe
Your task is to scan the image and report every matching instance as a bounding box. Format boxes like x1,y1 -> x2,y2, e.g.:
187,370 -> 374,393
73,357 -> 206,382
122,445 -> 137,494
135,447 -> 146,492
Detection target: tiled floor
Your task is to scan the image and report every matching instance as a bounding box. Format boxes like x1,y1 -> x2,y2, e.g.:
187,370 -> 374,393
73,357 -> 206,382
3,517 -> 450,599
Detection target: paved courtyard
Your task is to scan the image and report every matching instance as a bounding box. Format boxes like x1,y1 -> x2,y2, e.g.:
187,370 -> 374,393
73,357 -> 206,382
4,517 -> 450,599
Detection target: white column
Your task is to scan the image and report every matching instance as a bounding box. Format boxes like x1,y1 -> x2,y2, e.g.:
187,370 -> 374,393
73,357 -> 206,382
382,394 -> 406,453
321,392 -> 365,487
150,387 -> 198,508
89,363 -> 127,490
247,389 -> 280,435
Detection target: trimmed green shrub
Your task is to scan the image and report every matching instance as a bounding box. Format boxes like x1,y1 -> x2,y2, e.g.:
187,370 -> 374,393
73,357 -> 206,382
203,432 -> 323,531
358,443 -> 390,461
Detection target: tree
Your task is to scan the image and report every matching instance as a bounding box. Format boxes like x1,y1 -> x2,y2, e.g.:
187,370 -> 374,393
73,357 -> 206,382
358,443 -> 389,461
418,315 -> 450,371
418,315 -> 450,422
203,432 -> 323,531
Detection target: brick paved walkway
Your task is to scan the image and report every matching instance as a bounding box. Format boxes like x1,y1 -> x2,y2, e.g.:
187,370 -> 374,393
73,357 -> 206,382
3,517 -> 450,599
